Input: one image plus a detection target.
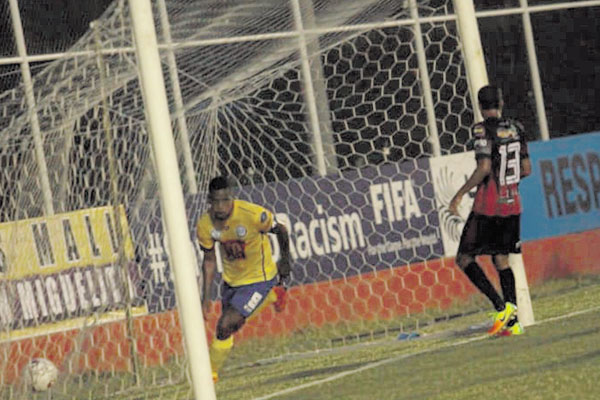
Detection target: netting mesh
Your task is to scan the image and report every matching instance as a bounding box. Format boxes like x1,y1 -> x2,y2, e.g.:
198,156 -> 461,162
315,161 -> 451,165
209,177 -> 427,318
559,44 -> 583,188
0,0 -> 481,398
0,0 -> 473,216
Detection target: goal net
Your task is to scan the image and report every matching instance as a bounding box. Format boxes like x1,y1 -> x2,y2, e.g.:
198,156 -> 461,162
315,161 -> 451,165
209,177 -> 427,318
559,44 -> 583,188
0,0 -> 482,398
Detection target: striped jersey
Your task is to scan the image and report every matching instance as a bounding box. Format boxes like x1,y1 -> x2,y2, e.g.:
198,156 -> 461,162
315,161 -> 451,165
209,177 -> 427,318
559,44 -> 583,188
471,117 -> 529,217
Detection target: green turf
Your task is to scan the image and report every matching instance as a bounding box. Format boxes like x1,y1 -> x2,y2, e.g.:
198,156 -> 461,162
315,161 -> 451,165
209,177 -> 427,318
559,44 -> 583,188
218,275 -> 600,400
3,275 -> 600,399
271,312 -> 600,400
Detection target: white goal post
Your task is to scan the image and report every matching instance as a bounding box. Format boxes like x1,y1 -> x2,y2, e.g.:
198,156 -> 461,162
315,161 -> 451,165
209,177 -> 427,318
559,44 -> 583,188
127,0 -> 215,399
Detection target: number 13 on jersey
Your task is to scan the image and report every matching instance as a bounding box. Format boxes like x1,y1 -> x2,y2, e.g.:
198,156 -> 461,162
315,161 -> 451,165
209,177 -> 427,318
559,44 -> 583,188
498,142 -> 521,186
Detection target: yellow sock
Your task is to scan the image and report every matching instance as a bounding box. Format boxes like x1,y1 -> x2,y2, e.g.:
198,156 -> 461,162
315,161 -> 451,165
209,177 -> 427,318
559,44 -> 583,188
209,336 -> 233,375
246,288 -> 278,322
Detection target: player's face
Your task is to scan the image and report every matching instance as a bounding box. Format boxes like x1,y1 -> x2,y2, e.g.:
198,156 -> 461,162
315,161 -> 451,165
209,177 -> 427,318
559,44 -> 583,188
208,189 -> 233,221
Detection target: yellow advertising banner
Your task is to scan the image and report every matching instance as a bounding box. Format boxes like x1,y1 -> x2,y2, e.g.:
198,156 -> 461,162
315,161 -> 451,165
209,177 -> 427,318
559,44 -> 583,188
0,206 -> 147,341
0,205 -> 134,278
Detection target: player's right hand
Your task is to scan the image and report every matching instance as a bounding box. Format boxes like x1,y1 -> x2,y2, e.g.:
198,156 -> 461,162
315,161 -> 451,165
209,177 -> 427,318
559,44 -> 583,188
449,194 -> 462,216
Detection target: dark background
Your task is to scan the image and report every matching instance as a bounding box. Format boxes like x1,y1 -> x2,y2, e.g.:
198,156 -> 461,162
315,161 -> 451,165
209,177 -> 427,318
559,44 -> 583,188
0,0 -> 598,140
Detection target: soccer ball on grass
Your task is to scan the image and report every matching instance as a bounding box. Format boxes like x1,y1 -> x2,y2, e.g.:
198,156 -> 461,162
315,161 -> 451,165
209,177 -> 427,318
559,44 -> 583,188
23,358 -> 58,392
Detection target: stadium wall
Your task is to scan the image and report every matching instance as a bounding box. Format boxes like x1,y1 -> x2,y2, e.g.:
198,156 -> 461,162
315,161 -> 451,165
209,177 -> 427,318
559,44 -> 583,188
2,133 -> 599,384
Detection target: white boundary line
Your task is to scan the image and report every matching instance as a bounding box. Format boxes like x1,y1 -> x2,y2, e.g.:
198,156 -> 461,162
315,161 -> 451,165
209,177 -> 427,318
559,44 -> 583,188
253,306 -> 600,400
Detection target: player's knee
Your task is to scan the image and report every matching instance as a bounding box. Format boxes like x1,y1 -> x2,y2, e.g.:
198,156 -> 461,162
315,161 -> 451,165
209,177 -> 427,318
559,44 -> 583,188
216,322 -> 239,340
493,254 -> 509,270
216,315 -> 245,340
231,317 -> 245,334
215,326 -> 232,341
455,254 -> 472,270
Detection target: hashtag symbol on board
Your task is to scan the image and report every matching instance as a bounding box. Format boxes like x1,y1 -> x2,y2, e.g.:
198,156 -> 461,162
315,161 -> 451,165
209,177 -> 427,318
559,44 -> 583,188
148,232 -> 167,284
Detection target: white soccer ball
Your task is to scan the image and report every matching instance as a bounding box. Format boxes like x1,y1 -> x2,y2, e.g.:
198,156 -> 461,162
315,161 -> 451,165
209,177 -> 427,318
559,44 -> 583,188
24,358 -> 58,392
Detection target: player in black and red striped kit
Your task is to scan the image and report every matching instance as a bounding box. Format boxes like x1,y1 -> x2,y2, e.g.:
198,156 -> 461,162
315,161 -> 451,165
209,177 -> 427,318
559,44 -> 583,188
449,85 -> 532,336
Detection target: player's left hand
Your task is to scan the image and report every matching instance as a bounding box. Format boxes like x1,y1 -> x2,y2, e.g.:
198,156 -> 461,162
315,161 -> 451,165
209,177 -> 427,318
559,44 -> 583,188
277,257 -> 291,287
449,194 -> 462,216
278,272 -> 290,288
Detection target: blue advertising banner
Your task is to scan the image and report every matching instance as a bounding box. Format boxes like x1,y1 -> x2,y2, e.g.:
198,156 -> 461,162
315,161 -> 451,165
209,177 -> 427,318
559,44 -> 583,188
521,132 -> 600,241
239,159 -> 443,284
130,159 -> 444,313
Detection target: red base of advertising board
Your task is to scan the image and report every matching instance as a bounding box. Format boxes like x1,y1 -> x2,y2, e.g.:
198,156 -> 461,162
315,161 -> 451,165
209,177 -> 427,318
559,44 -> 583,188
2,229 -> 599,385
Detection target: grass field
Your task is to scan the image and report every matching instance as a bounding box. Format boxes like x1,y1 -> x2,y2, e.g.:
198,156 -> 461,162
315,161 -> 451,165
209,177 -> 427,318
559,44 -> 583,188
4,275 -> 600,399
218,275 -> 600,400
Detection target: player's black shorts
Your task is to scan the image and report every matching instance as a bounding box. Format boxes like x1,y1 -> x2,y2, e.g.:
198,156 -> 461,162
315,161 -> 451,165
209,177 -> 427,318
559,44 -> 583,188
457,212 -> 521,255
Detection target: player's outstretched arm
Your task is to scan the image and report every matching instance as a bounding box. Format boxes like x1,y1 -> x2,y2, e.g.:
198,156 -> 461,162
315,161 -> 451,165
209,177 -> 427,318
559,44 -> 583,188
201,248 -> 217,318
272,223 -> 291,286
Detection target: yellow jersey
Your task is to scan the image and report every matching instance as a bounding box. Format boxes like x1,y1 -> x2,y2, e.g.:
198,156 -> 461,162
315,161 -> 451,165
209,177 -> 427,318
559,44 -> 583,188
197,199 -> 277,286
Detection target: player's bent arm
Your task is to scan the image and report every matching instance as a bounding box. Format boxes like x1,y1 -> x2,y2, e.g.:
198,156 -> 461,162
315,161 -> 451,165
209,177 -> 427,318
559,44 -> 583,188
521,157 -> 532,178
271,223 -> 291,282
201,247 -> 217,307
456,157 -> 492,198
449,157 -> 491,215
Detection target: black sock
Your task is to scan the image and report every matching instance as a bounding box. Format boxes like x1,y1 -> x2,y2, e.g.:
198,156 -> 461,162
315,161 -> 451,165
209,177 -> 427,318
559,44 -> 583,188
499,268 -> 517,305
463,262 -> 505,311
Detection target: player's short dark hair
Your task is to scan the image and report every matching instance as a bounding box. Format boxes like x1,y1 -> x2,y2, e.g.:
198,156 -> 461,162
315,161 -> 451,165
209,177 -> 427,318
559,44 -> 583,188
478,85 -> 503,110
208,176 -> 230,194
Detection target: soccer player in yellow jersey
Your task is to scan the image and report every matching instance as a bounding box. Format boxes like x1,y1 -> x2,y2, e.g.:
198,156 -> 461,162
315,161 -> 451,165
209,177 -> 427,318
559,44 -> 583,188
197,176 -> 291,382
